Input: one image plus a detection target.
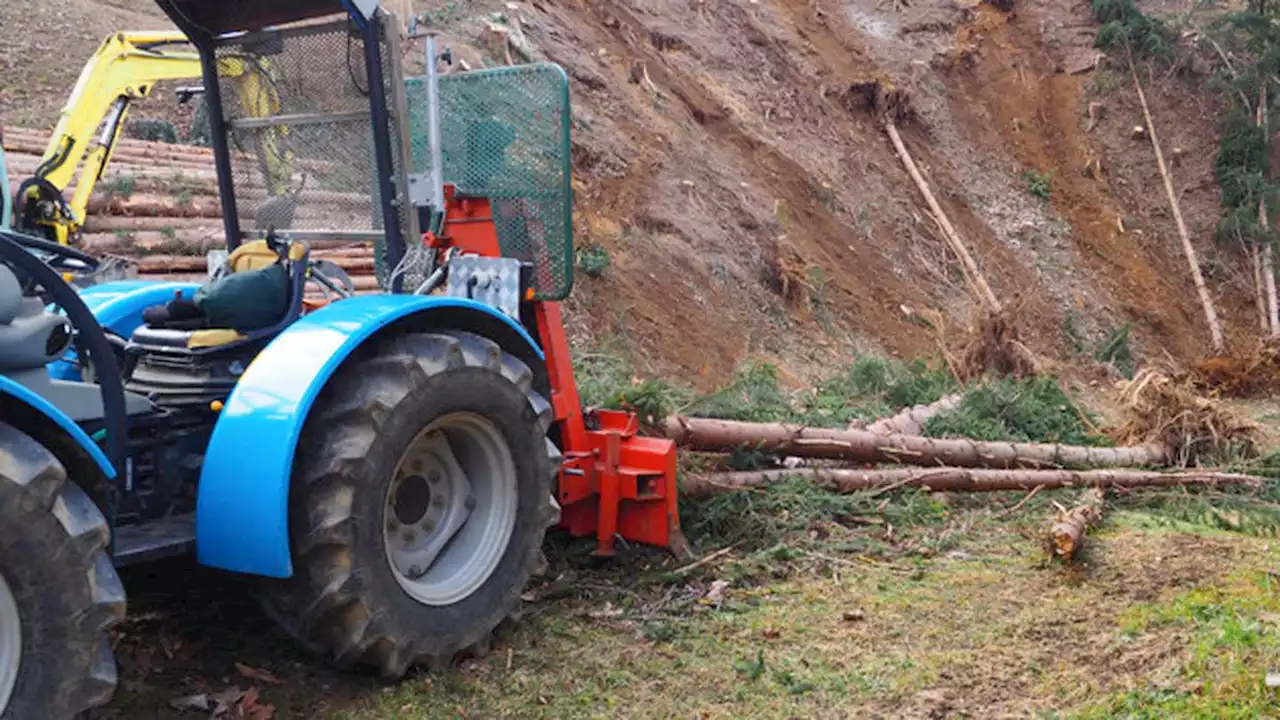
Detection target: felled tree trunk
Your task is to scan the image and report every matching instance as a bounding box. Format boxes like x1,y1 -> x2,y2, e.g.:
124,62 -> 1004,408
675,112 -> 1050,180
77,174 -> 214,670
82,216 -> 225,233
680,467 -> 1260,497
662,416 -> 1170,469
1129,50 -> 1224,352
78,231 -> 226,255
1048,488 -> 1105,561
1252,244 -> 1268,332
886,120 -> 1001,313
78,232 -> 369,256
1257,82 -> 1278,338
134,253 -> 376,274
859,393 -> 964,435
87,193 -> 223,218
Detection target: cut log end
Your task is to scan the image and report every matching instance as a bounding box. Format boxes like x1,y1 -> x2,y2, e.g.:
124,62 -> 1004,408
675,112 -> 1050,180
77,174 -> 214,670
1048,488 -> 1104,562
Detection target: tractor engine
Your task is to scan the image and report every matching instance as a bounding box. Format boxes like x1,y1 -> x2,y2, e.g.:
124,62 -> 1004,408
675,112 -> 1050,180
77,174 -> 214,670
115,349 -> 250,522
124,343 -> 255,412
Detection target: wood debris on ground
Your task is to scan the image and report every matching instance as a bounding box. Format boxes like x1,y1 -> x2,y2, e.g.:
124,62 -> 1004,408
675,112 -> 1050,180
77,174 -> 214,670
1114,369 -> 1259,466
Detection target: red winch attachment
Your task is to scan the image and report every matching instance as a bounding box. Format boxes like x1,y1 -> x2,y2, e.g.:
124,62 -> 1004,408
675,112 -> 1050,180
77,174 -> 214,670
427,186 -> 689,559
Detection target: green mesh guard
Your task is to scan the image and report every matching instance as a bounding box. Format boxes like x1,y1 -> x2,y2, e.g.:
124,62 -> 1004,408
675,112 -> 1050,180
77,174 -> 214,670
404,64 -> 574,300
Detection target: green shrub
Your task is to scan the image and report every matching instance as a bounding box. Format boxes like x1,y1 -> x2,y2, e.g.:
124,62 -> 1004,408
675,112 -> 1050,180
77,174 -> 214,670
126,118 -> 179,144
1020,169 -> 1052,200
925,377 -> 1109,446
576,244 -> 611,277
103,175 -> 137,200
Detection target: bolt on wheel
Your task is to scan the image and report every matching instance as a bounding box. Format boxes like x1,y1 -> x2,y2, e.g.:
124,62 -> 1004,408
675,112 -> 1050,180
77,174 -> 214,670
0,571 -> 20,713
383,411 -> 518,606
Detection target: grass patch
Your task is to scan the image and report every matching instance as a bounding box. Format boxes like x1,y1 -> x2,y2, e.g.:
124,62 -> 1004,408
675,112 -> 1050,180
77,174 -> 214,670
335,524 -> 1280,720
1082,571 -> 1280,719
1062,313 -> 1135,377
683,478 -> 873,548
683,361 -> 798,423
925,377 -> 1108,445
1109,482 -> 1280,539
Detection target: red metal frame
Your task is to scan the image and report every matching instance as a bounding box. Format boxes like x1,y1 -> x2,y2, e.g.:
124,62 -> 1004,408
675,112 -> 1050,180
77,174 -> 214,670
430,185 -> 688,558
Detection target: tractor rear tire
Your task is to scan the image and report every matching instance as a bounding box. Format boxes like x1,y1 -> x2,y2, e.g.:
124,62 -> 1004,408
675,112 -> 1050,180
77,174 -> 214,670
0,422 -> 125,719
262,331 -> 558,677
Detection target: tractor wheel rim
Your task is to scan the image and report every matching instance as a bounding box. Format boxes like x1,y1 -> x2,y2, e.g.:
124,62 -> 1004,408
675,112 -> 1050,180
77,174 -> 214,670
0,570 -> 21,713
383,412 -> 517,607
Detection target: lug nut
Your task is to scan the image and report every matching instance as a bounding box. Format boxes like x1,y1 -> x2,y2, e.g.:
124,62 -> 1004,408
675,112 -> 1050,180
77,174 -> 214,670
428,470 -> 443,485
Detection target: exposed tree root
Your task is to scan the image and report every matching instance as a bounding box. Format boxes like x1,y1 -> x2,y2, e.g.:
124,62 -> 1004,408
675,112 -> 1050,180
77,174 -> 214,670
1115,370 -> 1259,466
957,312 -> 1039,382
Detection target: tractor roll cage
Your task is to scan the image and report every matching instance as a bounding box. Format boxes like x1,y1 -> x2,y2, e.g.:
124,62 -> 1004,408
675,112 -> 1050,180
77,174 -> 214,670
152,0 -> 407,276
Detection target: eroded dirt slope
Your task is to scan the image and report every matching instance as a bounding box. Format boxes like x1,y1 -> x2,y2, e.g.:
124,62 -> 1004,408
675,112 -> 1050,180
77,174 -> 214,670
538,0 -> 1253,382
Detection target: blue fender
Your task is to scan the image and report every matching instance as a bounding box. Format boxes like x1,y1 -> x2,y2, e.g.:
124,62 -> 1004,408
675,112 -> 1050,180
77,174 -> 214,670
49,280 -> 200,380
0,375 -> 116,480
196,295 -> 544,578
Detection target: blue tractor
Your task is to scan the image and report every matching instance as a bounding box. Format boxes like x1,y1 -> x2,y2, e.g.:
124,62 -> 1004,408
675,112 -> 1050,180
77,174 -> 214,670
0,1 -> 693,716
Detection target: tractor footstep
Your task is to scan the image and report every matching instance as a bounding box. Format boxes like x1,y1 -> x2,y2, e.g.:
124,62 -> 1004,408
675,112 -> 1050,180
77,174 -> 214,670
114,514 -> 196,566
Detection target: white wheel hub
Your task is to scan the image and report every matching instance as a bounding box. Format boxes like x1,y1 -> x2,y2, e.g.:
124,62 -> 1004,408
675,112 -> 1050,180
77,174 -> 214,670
0,570 -> 21,713
383,412 -> 518,606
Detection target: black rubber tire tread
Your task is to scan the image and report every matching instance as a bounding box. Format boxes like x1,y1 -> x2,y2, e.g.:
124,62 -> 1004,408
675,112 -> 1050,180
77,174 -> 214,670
0,422 -> 125,720
262,331 -> 559,678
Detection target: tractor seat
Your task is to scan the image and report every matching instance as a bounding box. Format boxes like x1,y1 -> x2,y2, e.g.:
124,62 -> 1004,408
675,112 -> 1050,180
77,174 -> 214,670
128,238 -> 310,355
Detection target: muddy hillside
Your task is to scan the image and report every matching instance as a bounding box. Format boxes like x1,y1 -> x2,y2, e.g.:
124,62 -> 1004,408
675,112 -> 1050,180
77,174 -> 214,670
0,0 -> 1248,384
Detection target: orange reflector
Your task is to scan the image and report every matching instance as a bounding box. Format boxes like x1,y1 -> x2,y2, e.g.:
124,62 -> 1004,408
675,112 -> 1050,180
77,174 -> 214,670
62,273 -> 74,282
525,288 -> 535,301
210,400 -> 224,413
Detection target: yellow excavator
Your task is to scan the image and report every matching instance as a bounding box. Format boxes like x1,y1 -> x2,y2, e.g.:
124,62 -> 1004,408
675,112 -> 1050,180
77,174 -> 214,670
12,31 -> 290,245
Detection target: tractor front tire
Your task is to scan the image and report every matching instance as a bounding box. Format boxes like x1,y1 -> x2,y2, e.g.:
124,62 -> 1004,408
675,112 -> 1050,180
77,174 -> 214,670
263,331 -> 558,677
0,422 -> 125,719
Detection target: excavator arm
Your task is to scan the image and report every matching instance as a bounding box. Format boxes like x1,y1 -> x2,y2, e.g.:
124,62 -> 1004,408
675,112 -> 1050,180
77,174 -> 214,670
15,32 -> 201,244
14,31 -> 291,245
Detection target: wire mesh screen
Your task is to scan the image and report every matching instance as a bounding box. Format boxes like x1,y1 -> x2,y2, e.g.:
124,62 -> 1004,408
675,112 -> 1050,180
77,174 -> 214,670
405,64 -> 574,300
214,19 -> 404,252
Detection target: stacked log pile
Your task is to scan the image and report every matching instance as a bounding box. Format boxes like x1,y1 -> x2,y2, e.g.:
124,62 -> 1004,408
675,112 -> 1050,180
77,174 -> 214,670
2,127 -> 382,296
